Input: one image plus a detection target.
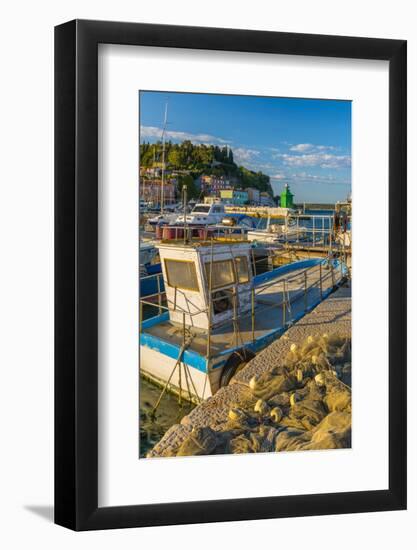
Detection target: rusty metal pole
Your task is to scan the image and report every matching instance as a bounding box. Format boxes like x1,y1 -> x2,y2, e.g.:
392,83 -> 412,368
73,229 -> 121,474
282,280 -> 286,326
329,225 -> 333,255
319,262 -> 323,299
207,300 -> 211,359
304,271 -> 307,312
313,216 -> 315,246
157,274 -> 162,315
178,312 -> 186,405
182,185 -> 188,245
251,287 -> 255,343
233,290 -> 238,348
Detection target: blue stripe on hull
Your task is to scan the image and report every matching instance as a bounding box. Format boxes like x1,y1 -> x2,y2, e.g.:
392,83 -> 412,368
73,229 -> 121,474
140,331 -> 209,373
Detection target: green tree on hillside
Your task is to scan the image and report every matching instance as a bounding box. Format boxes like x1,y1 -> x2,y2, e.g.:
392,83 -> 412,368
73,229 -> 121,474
168,147 -> 186,168
139,141 -> 273,196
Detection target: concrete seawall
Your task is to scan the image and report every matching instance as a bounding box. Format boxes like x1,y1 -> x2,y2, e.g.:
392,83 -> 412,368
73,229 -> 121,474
147,283 -> 351,458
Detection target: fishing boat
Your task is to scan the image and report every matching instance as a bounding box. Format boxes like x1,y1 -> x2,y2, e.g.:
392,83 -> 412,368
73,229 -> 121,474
139,238 -> 348,402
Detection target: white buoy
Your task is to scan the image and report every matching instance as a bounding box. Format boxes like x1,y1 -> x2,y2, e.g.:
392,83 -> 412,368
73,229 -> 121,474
270,407 -> 283,423
254,399 -> 269,415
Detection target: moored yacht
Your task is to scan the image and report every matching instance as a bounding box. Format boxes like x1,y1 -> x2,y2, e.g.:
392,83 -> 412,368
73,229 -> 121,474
174,202 -> 227,226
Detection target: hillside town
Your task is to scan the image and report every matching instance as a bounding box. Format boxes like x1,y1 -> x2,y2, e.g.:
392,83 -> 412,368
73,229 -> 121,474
139,141 -> 277,208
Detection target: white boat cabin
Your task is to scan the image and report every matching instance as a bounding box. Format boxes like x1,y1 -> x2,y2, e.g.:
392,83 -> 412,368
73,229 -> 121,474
157,241 -> 253,330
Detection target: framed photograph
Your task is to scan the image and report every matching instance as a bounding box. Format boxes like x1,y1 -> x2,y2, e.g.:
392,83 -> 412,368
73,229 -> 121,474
55,20 -> 406,530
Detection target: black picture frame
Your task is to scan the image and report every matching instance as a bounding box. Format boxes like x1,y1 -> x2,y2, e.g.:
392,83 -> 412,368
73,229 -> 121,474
55,19 -> 407,531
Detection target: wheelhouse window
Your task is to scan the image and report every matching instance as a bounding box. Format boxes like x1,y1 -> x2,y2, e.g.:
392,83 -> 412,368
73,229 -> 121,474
205,259 -> 235,289
192,205 -> 210,214
164,259 -> 199,291
234,256 -> 250,283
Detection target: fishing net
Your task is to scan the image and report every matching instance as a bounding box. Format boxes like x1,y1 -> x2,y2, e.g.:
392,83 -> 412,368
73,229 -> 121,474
176,426 -> 218,456
155,333 -> 351,457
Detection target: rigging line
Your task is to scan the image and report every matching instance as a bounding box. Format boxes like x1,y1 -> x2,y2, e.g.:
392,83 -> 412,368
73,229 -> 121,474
160,101 -> 169,216
227,242 -> 247,353
178,358 -> 182,406
182,359 -> 193,402
184,362 -> 203,404
150,334 -> 193,418
201,371 -> 209,401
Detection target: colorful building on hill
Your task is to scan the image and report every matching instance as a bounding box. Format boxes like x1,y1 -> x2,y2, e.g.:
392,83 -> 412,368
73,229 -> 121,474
220,188 -> 249,205
259,192 -> 274,207
246,187 -> 260,204
198,175 -> 232,196
140,180 -> 176,206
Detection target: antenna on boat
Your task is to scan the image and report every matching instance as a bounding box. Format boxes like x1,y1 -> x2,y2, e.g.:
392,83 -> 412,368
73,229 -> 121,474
182,184 -> 188,244
160,101 -> 168,215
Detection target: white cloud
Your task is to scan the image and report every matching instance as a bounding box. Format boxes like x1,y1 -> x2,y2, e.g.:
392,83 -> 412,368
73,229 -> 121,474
270,173 -> 286,180
233,147 -> 261,163
277,153 -> 351,169
286,172 -> 350,186
289,143 -> 314,152
140,125 -> 230,144
316,145 -> 336,151
289,143 -> 337,153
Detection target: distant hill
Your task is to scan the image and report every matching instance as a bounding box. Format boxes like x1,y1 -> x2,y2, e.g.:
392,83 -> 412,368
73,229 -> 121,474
140,140 -> 274,197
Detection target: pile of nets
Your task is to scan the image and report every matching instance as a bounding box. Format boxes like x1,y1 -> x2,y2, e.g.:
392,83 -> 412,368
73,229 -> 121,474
173,333 -> 351,457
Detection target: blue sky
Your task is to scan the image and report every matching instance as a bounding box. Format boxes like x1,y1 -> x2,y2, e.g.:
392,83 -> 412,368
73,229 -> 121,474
139,91 -> 351,203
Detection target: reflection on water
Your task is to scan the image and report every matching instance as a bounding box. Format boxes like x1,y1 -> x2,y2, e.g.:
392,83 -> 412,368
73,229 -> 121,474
139,375 -> 195,458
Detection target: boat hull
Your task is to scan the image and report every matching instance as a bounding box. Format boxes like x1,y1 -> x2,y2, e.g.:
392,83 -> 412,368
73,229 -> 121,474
140,346 -> 214,402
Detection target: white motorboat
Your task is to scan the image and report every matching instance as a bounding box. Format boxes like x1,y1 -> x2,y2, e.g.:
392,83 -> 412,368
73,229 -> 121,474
175,202 -> 227,226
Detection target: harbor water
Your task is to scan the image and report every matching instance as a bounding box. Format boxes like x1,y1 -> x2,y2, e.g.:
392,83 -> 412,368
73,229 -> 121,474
139,376 -> 194,458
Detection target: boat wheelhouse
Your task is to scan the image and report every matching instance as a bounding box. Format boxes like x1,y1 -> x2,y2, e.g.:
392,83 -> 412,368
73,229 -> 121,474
139,239 -> 348,402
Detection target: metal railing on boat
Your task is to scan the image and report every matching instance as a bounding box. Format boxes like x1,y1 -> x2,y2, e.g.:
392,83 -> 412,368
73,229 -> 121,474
140,256 -> 348,361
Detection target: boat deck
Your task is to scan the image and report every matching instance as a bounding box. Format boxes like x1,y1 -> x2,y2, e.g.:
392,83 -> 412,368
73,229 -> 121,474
142,263 -> 342,358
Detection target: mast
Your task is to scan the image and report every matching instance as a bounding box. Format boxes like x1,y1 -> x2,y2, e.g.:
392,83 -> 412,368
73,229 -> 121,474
160,102 -> 168,215
182,184 -> 188,245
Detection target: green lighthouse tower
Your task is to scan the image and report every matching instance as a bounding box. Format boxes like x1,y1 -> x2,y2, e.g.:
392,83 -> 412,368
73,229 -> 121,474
280,183 -> 294,208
